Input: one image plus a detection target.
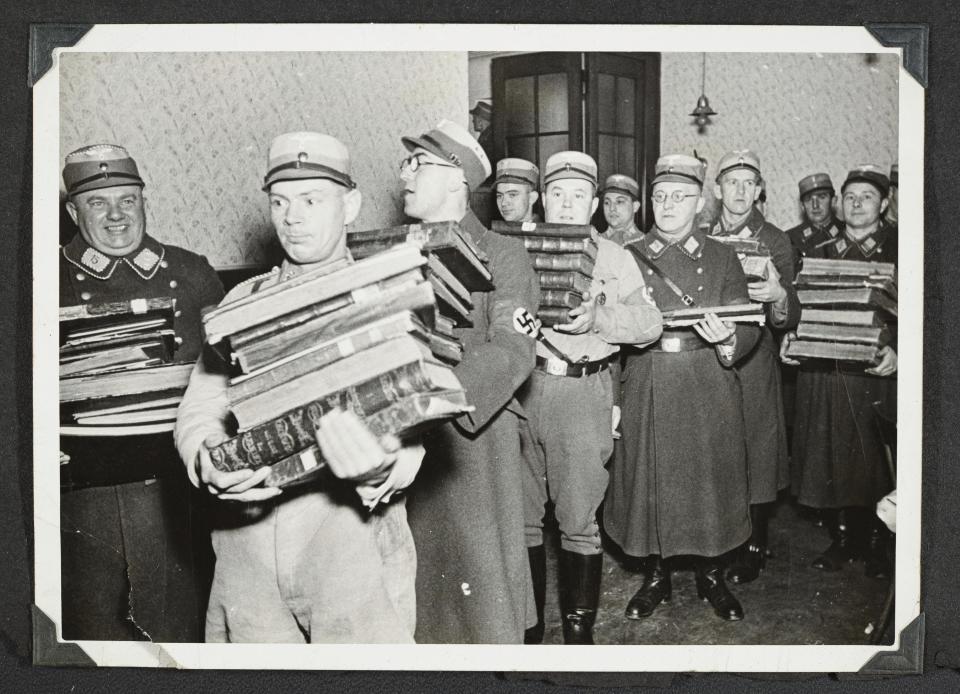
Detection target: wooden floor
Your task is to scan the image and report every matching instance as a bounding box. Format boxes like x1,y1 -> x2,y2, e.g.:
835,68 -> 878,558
539,497 -> 892,645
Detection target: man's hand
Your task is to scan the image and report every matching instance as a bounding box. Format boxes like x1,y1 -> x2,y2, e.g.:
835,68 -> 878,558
876,490 -> 897,533
747,259 -> 786,304
59,451 -> 70,465
693,312 -> 736,345
197,433 -> 282,502
866,345 -> 898,377
780,331 -> 801,365
611,405 -> 622,440
315,409 -> 401,483
555,291 -> 598,335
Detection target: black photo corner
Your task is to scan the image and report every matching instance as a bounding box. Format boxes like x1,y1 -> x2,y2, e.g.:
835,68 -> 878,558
2,1 -> 960,692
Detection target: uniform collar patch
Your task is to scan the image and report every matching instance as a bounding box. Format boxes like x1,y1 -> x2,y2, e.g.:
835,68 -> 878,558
62,236 -> 120,280
802,227 -> 814,239
122,237 -> 166,279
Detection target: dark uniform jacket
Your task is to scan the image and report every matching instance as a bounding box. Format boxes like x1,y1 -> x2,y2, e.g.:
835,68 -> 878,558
604,227 -> 760,558
785,217 -> 842,274
791,223 -> 898,508
406,210 -> 540,643
59,232 -> 224,642
711,208 -> 801,503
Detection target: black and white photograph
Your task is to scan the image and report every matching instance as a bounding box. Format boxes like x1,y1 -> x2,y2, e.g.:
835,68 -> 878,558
32,23 -> 923,671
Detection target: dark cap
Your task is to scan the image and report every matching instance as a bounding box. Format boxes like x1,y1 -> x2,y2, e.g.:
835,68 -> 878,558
798,172 -> 834,198
842,164 -> 890,197
62,144 -> 145,197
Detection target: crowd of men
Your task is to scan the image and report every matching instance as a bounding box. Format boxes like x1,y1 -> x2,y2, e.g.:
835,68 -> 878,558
58,117 -> 898,645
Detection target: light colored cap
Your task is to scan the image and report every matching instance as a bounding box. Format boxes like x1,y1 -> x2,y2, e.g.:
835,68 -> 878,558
262,131 -> 355,192
469,100 -> 493,120
798,172 -> 834,198
495,158 -> 539,187
401,119 -> 492,191
652,154 -> 706,186
62,144 -> 145,197
716,149 -> 762,180
842,164 -> 890,197
602,173 -> 640,200
543,151 -> 598,187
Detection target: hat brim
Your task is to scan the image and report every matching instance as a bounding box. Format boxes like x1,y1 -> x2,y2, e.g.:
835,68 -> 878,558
800,184 -> 834,198
401,135 -> 452,164
262,167 -> 354,192
841,176 -> 889,197
67,177 -> 145,198
602,185 -> 639,200
495,175 -> 537,187
652,173 -> 703,187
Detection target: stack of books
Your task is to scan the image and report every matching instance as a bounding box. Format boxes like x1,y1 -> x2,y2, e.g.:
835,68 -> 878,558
492,221 -> 597,327
709,236 -> 773,281
660,303 -> 766,328
347,221 -> 493,345
786,258 -> 897,364
203,243 -> 476,487
59,296 -> 191,435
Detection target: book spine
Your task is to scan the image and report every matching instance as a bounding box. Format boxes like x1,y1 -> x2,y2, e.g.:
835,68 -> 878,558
539,290 -> 583,309
530,253 -> 595,274
538,271 -> 591,293
522,236 -> 597,256
230,294 -> 354,349
537,306 -> 572,327
60,297 -> 175,321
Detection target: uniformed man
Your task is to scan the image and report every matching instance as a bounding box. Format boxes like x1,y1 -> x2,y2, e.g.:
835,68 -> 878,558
784,173 -> 842,270
494,157 -> 540,223
174,132 -> 425,643
709,150 -> 801,584
783,164 -> 898,578
521,151 -> 662,644
604,153 -> 760,622
470,100 -> 495,165
397,119 -> 541,643
59,144 -> 225,641
885,163 -> 898,227
601,174 -> 644,247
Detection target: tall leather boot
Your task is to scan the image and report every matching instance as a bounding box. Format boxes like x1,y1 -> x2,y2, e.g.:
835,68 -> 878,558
625,554 -> 671,620
811,507 -> 859,571
695,556 -> 744,621
557,549 -> 602,645
524,545 -> 547,644
863,512 -> 893,579
726,503 -> 770,584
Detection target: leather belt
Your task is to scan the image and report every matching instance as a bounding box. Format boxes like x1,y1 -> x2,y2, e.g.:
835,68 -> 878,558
535,355 -> 610,378
651,331 -> 711,353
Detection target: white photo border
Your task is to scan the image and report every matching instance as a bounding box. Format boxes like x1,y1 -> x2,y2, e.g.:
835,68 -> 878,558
33,22 -> 924,671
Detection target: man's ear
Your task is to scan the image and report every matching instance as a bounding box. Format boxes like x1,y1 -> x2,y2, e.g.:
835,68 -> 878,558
343,188 -> 362,226
696,195 -> 706,214
631,200 -> 641,215
879,198 -> 889,216
713,182 -> 723,201
447,168 -> 467,194
65,200 -> 79,226
528,190 -> 539,207
752,184 -> 762,203
590,196 -> 599,217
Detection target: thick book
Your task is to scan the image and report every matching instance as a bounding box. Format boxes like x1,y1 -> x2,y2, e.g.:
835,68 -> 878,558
60,297 -> 176,337
492,220 -> 593,239
537,306 -> 572,327
60,363 -> 194,403
59,342 -> 174,378
232,280 -> 436,373
660,303 -> 766,328
530,253 -> 596,275
796,287 -> 898,318
228,311 -> 433,403
800,257 -> 896,278
209,389 -> 472,473
795,272 -> 897,296
74,406 -> 180,426
521,236 -> 598,257
539,289 -> 583,309
800,308 -> 884,327
785,339 -> 881,364
425,330 -> 463,365
203,244 -> 426,344
538,271 -> 592,294
797,322 -> 891,346
69,393 -> 184,418
347,221 -> 493,292
708,236 -> 769,256
740,255 -> 771,282
426,254 -> 473,308
230,335 -> 460,431
432,312 -> 457,339
428,274 -> 473,325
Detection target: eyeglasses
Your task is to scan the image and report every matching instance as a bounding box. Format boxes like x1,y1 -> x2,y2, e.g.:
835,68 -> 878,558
399,153 -> 460,173
652,191 -> 699,205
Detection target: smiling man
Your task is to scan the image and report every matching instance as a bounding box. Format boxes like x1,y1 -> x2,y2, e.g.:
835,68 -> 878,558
59,144 -> 225,641
601,173 -> 643,246
494,157 -> 540,223
175,132 -> 424,643
395,119 -> 541,644
520,151 -> 662,645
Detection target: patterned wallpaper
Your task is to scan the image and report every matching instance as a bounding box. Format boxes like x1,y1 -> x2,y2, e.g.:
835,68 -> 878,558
60,52 -> 467,267
660,52 -> 899,230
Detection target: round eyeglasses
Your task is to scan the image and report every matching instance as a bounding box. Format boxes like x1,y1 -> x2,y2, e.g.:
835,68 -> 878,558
652,191 -> 700,205
399,153 -> 460,173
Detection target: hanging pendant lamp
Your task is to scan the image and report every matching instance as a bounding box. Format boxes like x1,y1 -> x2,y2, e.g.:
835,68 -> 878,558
690,53 -> 717,133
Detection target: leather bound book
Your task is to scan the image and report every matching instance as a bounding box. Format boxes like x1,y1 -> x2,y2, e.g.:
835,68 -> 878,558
538,271 -> 592,294
539,289 -> 583,309
521,236 -> 598,257
537,306 -> 573,327
799,257 -> 896,278
796,287 -> 898,319
427,274 -> 474,326
785,339 -> 881,364
796,322 -> 891,346
426,254 -> 473,307
60,362 -> 195,403
530,253 -> 596,275
660,303 -> 766,328
491,220 -> 593,239
800,308 -> 884,327
60,296 -> 176,333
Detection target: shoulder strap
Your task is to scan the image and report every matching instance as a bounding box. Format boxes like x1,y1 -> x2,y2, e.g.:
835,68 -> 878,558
624,244 -> 697,307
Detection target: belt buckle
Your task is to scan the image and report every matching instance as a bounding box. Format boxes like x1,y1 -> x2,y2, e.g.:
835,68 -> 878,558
660,337 -> 682,352
544,357 -> 569,376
